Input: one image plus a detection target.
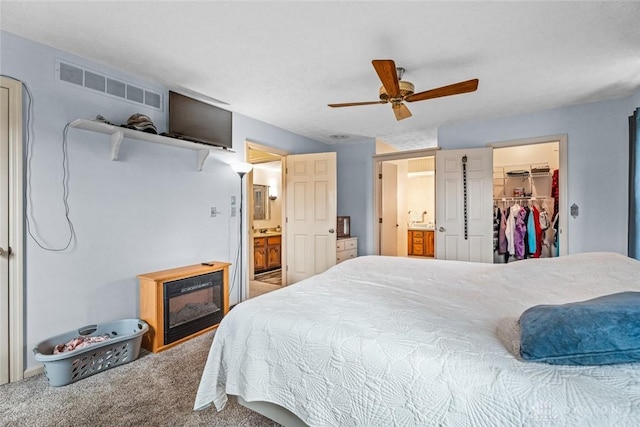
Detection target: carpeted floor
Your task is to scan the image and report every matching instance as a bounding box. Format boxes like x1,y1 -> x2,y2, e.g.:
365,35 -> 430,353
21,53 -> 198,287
249,280 -> 282,299
250,269 -> 283,299
0,331 -> 280,427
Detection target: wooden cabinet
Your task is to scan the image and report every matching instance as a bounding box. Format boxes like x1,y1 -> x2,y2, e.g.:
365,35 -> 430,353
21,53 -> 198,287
408,230 -> 425,256
254,237 -> 267,272
336,237 -> 358,264
408,230 -> 434,257
254,235 -> 281,273
266,236 -> 281,269
426,230 -> 435,257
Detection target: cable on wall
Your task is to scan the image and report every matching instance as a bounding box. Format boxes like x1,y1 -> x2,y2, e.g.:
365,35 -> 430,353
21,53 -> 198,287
2,75 -> 76,251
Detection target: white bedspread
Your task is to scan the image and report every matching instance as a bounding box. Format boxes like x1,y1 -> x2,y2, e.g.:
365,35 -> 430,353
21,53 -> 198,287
194,253 -> 640,426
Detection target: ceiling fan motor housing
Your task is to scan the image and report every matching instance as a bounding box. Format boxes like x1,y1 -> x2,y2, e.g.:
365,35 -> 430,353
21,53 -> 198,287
379,80 -> 415,102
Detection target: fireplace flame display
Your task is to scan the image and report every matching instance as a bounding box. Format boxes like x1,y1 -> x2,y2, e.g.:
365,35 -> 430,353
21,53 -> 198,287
163,271 -> 224,345
169,301 -> 220,329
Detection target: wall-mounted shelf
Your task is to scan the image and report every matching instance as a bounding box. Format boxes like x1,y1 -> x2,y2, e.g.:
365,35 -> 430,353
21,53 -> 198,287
69,119 -> 235,171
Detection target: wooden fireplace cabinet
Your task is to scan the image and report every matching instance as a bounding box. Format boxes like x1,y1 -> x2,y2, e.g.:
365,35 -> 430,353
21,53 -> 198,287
137,261 -> 230,353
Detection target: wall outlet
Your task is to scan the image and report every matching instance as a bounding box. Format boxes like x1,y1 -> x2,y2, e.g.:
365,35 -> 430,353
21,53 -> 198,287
211,207 -> 218,217
230,195 -> 236,206
230,206 -> 237,217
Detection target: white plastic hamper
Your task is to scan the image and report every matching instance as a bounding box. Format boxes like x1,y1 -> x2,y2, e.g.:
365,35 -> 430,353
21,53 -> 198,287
33,319 -> 149,386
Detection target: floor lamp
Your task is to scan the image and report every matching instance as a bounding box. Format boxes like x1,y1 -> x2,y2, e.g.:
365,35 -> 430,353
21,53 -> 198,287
231,162 -> 253,303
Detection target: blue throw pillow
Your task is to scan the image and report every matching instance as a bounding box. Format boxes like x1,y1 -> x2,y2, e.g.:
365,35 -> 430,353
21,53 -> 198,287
519,291 -> 640,365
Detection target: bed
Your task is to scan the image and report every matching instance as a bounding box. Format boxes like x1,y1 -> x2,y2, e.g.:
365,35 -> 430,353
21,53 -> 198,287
194,252 -> 640,426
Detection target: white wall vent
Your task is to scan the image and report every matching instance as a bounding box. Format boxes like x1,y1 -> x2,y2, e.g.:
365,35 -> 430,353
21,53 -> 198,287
56,59 -> 163,111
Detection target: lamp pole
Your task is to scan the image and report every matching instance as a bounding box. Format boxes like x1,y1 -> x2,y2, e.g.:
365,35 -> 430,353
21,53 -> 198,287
231,162 -> 253,303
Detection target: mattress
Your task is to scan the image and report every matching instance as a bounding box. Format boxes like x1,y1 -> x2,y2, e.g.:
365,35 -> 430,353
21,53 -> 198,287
194,252 -> 640,426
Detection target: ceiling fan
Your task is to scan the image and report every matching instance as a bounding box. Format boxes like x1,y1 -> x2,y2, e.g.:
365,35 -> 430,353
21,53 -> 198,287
328,59 -> 479,121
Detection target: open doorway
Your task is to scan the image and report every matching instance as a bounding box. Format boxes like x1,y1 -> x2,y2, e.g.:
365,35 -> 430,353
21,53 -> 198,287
490,136 -> 567,262
374,148 -> 439,258
246,142 -> 288,299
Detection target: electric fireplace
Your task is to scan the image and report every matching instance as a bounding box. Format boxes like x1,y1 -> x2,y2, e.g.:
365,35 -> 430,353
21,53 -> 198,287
138,262 -> 230,353
164,271 -> 224,345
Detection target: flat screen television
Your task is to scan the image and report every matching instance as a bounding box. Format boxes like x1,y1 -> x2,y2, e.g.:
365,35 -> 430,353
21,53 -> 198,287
168,91 -> 233,149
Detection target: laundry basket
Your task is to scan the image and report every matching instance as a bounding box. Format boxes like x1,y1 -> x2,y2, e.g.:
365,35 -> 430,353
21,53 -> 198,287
33,319 -> 149,387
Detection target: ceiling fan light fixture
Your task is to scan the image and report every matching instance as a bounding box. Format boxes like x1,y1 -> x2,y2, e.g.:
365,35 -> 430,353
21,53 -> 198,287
379,80 -> 415,101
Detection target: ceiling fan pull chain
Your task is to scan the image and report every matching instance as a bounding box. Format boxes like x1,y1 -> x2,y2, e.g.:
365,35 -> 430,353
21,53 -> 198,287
462,155 -> 468,241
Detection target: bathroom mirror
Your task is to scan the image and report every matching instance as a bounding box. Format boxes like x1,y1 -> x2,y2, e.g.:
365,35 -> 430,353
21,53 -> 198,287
253,184 -> 270,220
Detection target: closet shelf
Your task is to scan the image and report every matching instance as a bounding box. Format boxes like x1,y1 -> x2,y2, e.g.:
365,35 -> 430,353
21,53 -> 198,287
69,118 -> 235,171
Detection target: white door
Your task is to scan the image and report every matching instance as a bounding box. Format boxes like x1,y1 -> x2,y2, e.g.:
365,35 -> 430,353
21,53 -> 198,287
1,83 -> 10,384
380,162 -> 398,256
285,152 -> 337,284
435,148 -> 493,262
1,77 -> 24,384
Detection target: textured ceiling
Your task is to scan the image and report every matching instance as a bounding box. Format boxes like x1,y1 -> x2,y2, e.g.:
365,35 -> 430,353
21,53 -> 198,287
2,1 -> 640,150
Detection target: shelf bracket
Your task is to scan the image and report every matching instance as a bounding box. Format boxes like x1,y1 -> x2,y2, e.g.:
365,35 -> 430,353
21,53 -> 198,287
110,131 -> 124,160
197,149 -> 211,171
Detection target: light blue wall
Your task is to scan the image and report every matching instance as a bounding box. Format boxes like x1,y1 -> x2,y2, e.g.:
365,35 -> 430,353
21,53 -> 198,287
439,94 -> 637,255
1,31 -> 328,369
632,89 -> 640,110
335,140 -> 377,255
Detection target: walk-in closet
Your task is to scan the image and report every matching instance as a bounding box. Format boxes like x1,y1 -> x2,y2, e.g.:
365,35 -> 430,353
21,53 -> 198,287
493,142 -> 560,263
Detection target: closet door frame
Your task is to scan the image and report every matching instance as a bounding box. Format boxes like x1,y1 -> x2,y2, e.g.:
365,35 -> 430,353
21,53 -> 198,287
1,76 -> 25,383
487,134 -> 568,255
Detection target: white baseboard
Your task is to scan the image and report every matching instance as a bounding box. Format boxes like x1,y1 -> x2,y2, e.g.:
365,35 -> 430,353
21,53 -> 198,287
24,364 -> 44,378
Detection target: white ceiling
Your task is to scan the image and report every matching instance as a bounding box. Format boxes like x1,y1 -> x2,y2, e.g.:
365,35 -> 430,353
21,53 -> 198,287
2,1 -> 640,149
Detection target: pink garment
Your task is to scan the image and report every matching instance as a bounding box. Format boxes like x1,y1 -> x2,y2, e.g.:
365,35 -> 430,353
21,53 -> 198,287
53,335 -> 110,354
514,207 -> 527,260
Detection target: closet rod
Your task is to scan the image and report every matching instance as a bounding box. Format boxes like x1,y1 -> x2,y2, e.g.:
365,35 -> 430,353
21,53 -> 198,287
494,196 -> 552,201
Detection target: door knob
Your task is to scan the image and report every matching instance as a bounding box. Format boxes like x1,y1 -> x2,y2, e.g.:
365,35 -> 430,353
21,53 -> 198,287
438,227 -> 446,232
0,247 -> 3,256
329,229 -> 335,233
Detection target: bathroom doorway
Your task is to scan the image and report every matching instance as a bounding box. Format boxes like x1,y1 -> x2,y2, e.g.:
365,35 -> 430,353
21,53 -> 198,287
246,142 -> 287,298
374,149 -> 439,258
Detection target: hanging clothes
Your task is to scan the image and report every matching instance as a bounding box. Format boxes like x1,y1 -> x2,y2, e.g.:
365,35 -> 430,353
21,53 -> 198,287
552,169 -> 559,216
514,207 -> 527,260
553,212 -> 560,256
493,207 -> 501,252
498,207 -> 508,254
505,204 -> 520,256
527,205 -> 537,255
539,206 -> 552,258
532,205 -> 542,258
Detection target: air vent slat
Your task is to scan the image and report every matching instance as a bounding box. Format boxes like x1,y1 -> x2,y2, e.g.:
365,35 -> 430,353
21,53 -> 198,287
57,59 -> 163,111
145,91 -> 161,108
126,85 -> 144,103
59,62 -> 83,86
84,71 -> 106,92
107,78 -> 126,98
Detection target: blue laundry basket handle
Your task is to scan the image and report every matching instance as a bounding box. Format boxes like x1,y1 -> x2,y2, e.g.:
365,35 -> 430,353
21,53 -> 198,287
78,324 -> 97,336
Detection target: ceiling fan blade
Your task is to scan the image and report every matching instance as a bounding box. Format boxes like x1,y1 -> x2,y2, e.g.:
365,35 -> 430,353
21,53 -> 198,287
372,59 -> 401,98
328,100 -> 385,108
392,103 -> 412,121
405,79 -> 479,103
